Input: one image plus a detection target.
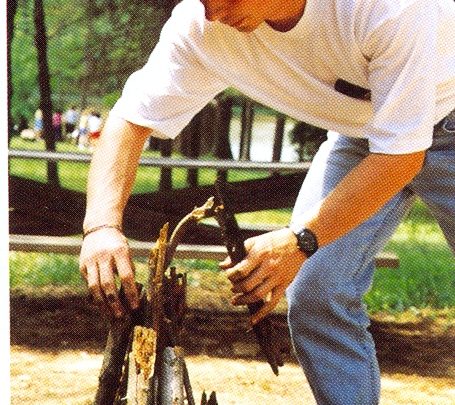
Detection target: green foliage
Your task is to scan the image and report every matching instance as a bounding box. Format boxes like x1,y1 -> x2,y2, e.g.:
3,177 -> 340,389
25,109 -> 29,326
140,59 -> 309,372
11,0 -> 39,123
10,0 -> 169,125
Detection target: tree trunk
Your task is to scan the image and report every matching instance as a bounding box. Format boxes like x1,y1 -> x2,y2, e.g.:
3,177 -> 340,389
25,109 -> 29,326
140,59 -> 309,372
7,0 -> 19,146
34,0 -> 59,187
159,139 -> 173,192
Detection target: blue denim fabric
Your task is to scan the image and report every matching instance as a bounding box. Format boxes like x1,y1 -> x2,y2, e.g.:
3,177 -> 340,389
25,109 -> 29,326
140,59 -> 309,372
287,112 -> 455,405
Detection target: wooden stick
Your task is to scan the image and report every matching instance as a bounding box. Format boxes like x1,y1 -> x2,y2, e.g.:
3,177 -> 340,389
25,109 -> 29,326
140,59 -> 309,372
94,316 -> 133,405
164,197 -> 215,269
94,286 -> 145,405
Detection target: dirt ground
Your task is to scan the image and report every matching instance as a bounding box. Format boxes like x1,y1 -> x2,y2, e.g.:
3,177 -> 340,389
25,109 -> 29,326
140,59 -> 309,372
9,286 -> 455,404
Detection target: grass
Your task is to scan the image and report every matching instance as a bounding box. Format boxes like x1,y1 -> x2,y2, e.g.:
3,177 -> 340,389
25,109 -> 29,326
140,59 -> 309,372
365,201 -> 455,312
8,137 -> 268,193
9,252 -> 82,288
8,137 -> 455,313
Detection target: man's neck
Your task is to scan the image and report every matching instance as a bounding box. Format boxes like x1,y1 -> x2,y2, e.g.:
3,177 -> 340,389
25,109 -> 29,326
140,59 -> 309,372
266,0 -> 307,32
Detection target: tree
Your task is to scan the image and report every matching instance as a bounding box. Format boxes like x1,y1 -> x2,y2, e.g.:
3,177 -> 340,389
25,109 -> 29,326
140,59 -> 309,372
34,0 -> 59,186
81,0 -> 175,103
7,0 -> 19,145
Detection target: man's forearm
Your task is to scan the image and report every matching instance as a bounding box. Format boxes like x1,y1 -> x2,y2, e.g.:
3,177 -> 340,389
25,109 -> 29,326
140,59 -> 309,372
83,116 -> 152,231
297,151 -> 426,247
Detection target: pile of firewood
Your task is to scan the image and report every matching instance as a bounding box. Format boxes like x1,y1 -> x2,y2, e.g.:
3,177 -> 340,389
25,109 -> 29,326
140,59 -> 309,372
93,178 -> 285,404
94,199 -> 218,405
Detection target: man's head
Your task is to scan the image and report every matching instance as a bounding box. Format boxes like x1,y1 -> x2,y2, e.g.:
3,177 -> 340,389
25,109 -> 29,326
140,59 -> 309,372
200,0 -> 306,33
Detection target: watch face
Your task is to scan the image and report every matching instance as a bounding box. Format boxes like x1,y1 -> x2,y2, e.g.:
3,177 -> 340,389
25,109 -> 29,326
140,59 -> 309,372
296,229 -> 318,257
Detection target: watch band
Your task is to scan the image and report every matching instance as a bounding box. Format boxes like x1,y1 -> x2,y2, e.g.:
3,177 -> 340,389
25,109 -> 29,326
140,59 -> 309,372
294,228 -> 319,258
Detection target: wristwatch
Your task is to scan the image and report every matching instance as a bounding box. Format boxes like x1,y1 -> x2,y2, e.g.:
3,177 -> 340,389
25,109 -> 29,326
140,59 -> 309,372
294,228 -> 319,258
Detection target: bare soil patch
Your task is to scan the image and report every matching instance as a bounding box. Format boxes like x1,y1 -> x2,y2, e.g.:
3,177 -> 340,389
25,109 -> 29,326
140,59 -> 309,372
9,286 -> 455,404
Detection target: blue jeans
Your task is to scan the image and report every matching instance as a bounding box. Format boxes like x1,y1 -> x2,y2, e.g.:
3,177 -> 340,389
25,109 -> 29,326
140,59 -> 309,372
287,111 -> 455,405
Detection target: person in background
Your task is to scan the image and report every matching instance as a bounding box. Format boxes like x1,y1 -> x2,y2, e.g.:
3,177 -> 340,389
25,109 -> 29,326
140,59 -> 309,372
64,106 -> 80,137
77,112 -> 90,149
52,110 -> 63,142
87,112 -> 103,147
33,109 -> 43,140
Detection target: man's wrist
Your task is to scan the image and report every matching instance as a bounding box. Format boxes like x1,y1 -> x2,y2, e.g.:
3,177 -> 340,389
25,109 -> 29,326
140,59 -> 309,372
288,225 -> 319,258
83,224 -> 123,239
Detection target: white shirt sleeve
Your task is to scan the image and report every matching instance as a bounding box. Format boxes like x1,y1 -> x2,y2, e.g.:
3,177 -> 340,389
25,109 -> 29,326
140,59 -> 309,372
360,0 -> 438,154
110,1 -> 227,139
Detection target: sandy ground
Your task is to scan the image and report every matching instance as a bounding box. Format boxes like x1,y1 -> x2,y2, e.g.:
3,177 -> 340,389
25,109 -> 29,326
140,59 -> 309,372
10,346 -> 455,405
9,285 -> 455,404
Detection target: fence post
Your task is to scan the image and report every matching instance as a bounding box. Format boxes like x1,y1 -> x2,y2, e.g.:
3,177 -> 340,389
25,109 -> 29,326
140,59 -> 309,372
214,96 -> 234,182
272,113 -> 286,163
239,98 -> 254,161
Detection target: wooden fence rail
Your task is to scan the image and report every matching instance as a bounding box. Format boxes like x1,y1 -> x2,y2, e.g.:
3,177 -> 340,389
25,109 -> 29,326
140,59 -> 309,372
9,234 -> 400,269
8,149 -> 311,172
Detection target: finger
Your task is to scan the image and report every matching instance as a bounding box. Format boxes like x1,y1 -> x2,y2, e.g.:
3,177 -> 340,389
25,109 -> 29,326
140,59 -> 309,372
231,262 -> 270,293
86,262 -> 106,309
218,256 -> 232,269
98,258 -> 124,317
251,286 -> 286,325
225,256 -> 259,283
231,277 -> 275,306
79,262 -> 88,281
243,238 -> 255,252
225,237 -> 257,279
114,251 -> 139,310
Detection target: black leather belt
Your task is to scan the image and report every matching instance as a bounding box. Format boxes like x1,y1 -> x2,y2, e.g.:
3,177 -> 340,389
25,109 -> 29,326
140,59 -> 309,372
434,109 -> 455,132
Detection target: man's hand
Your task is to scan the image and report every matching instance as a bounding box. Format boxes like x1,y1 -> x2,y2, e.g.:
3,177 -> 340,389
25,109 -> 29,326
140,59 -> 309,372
220,227 -> 306,324
79,227 -> 139,318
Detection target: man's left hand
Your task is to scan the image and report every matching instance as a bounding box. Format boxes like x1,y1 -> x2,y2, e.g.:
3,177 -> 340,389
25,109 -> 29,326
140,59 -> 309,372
219,227 -> 306,324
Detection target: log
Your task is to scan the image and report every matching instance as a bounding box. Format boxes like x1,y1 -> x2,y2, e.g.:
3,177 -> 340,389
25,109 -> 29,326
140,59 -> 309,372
94,311 -> 135,404
158,347 -> 185,405
94,286 -> 145,405
126,326 -> 158,404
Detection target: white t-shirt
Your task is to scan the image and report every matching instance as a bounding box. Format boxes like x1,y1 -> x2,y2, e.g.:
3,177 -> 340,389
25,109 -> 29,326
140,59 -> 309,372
88,115 -> 102,133
111,0 -> 455,154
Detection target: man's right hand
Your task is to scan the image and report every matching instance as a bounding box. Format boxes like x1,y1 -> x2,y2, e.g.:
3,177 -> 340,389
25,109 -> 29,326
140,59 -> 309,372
79,227 -> 139,318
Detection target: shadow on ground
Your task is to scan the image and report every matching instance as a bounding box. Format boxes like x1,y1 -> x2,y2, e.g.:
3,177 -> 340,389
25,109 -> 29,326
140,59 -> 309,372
10,291 -> 454,380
